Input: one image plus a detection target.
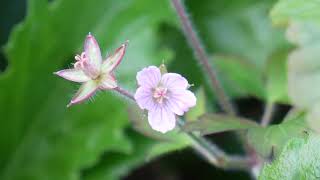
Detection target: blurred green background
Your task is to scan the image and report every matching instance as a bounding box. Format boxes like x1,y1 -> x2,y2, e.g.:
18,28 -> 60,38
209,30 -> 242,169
0,0 -> 291,179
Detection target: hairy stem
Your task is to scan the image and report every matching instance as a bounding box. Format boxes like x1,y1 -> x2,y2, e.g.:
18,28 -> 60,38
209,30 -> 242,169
170,0 -> 261,175
114,86 -> 135,101
171,0 -> 235,115
113,86 -> 250,170
261,102 -> 275,127
177,119 -> 251,170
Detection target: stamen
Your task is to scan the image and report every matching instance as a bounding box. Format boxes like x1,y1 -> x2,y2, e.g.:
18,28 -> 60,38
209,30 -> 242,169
74,52 -> 88,69
75,55 -> 81,61
153,86 -> 168,104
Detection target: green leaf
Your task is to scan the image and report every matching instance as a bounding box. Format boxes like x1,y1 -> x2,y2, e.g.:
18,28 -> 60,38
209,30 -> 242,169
259,133 -> 320,180
160,1 -> 289,103
185,87 -> 207,121
265,49 -> 290,103
128,105 -> 192,159
271,0 -> 320,109
83,128 -> 192,180
271,0 -> 320,26
306,103 -> 320,134
198,1 -> 288,71
247,110 -> 309,158
213,55 -> 265,99
147,130 -> 191,159
0,0 -> 177,179
184,0 -> 289,101
183,113 -> 258,135
82,130 -> 155,180
286,22 -> 320,109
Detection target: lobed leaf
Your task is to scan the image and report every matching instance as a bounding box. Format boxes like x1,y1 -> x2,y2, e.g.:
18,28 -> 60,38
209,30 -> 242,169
259,133 -> 320,180
247,110 -> 309,158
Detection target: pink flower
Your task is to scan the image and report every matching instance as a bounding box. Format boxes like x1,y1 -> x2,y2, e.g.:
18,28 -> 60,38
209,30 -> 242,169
55,33 -> 127,107
134,66 -> 197,133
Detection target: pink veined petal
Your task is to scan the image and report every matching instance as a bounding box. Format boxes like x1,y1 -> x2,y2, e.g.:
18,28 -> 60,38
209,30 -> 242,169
84,33 -> 102,75
169,89 -> 197,113
165,99 -> 184,116
148,105 -> 176,133
101,42 -> 127,73
68,80 -> 98,107
55,69 -> 91,82
161,73 -> 188,90
134,86 -> 157,111
82,60 -> 100,79
99,73 -> 117,89
136,66 -> 161,88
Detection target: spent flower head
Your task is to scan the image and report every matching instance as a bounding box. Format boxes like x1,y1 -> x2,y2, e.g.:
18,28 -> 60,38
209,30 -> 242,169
134,65 -> 197,133
55,33 -> 127,107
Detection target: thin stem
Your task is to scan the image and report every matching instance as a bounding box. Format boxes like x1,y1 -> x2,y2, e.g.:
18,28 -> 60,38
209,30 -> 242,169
171,0 -> 255,168
261,102 -> 275,127
244,102 -> 276,177
171,0 -> 235,115
114,86 -> 135,101
113,86 -> 250,170
177,119 -> 251,170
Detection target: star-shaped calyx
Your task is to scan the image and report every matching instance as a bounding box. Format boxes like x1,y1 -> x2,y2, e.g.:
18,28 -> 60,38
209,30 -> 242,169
55,33 -> 127,107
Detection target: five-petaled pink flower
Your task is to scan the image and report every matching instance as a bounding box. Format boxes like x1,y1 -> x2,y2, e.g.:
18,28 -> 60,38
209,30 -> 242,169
55,33 -> 127,107
134,66 -> 197,133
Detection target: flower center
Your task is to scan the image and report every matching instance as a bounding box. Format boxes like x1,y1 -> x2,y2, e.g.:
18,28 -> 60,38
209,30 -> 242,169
74,52 -> 100,79
153,86 -> 168,104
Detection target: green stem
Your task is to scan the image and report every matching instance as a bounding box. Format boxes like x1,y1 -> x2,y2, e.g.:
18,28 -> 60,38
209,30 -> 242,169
177,119 -> 251,170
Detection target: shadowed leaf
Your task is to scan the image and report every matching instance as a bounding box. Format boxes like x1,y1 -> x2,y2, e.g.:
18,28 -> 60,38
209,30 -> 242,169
127,105 -> 192,160
247,110 -> 309,158
185,87 -> 207,121
183,113 -> 258,135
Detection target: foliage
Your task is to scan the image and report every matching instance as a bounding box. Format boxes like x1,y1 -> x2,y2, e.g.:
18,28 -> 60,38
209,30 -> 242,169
259,133 -> 320,180
247,111 -> 309,158
2,0 -> 320,179
0,0 -> 180,179
183,113 -> 258,135
271,0 -> 320,135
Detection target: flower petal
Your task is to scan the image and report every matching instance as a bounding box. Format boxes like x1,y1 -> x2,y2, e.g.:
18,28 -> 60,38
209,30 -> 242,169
68,80 -> 98,107
84,33 -> 102,73
54,69 -> 90,82
148,106 -> 176,133
82,61 -> 100,79
165,99 -> 184,116
134,86 -> 157,111
101,42 -> 127,73
169,89 -> 197,113
161,73 -> 188,90
99,74 -> 117,89
136,66 -> 161,88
